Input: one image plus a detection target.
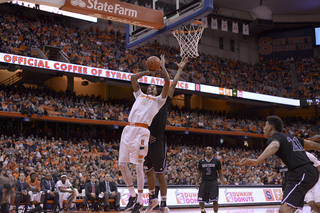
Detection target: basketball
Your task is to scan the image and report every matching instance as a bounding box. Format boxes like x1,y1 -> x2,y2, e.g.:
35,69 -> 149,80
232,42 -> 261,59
146,56 -> 161,71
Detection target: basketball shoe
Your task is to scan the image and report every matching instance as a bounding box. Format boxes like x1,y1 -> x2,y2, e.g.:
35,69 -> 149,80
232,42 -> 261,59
124,195 -> 138,211
144,199 -> 159,213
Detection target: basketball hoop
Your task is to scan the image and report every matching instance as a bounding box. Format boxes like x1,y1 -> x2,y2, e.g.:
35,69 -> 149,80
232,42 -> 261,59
172,21 -> 205,60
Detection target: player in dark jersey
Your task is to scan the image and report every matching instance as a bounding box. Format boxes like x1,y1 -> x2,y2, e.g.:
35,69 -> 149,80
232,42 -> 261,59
196,147 -> 226,213
144,58 -> 188,213
240,115 -> 320,213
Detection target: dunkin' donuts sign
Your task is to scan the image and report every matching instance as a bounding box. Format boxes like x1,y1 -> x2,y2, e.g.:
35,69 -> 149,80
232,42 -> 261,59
224,189 -> 254,203
62,0 -> 164,29
117,187 -> 282,207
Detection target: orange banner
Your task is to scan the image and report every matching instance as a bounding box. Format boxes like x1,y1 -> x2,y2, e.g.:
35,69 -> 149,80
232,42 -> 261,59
61,0 -> 164,29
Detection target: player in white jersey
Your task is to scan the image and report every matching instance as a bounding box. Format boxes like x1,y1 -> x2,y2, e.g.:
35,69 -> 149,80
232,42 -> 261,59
26,172 -> 45,208
55,175 -> 78,211
119,55 -> 170,213
305,152 -> 320,213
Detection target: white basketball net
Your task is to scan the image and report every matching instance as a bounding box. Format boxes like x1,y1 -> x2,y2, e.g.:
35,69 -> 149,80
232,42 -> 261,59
172,21 -> 205,60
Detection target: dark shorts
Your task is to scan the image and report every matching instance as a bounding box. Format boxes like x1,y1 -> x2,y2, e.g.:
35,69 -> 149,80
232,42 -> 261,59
282,163 -> 319,209
144,135 -> 167,173
282,179 -> 287,192
198,180 -> 219,203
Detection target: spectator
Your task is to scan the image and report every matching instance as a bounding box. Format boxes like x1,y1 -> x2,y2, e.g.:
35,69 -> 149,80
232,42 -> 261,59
41,173 -> 59,213
83,174 -> 103,211
99,173 -> 120,211
14,172 -> 31,212
72,178 -> 82,194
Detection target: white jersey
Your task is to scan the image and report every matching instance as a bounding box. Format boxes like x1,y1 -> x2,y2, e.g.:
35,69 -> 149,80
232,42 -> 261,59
128,89 -> 166,126
305,152 -> 320,203
55,180 -> 72,192
306,152 -> 320,167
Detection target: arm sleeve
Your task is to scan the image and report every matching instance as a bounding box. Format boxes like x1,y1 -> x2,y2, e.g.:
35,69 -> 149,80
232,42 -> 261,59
133,89 -> 142,99
14,182 -> 20,192
267,136 -> 280,146
40,180 -> 46,191
25,183 -> 30,191
306,152 -> 320,167
85,184 -> 90,196
156,95 -> 167,108
99,182 -> 104,192
55,181 -> 60,190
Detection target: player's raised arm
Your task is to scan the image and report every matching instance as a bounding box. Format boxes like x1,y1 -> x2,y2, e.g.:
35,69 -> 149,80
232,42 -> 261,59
131,70 -> 154,93
160,54 -> 170,98
168,58 -> 188,98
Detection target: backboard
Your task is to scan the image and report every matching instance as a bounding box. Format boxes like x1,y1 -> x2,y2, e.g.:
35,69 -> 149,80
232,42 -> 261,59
126,0 -> 213,49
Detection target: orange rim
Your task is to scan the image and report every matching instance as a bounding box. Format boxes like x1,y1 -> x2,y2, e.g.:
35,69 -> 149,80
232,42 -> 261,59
173,21 -> 205,34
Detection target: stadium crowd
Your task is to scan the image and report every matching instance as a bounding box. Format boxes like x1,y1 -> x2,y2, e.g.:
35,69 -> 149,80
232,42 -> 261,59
0,84 -> 316,137
295,57 -> 320,99
1,12 -> 320,99
1,132 -> 314,189
4,130 -> 309,211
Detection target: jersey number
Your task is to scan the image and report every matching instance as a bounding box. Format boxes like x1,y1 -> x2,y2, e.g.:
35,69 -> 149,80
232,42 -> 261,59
206,167 -> 211,175
287,137 -> 304,151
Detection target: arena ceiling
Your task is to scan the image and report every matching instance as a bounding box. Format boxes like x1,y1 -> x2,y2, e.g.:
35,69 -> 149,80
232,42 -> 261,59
214,0 -> 320,15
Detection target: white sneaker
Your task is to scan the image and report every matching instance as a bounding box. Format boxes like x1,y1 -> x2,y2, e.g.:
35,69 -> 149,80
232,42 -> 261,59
144,199 -> 159,213
158,207 -> 170,213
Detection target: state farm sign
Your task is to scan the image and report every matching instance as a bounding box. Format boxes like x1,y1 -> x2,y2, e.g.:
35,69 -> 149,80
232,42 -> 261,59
62,0 -> 164,29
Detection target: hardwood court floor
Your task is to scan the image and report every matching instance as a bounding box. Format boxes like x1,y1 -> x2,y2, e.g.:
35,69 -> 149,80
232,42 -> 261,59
150,205 -> 310,213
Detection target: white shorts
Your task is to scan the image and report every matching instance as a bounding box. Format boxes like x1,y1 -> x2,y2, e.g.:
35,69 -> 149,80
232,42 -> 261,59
58,189 -> 78,203
305,177 -> 320,203
119,125 -> 149,165
29,191 -> 44,203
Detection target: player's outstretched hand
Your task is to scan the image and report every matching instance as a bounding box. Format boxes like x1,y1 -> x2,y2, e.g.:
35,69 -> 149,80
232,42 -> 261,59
149,135 -> 156,144
240,158 -> 258,166
195,182 -> 199,190
175,58 -> 188,70
160,54 -> 166,69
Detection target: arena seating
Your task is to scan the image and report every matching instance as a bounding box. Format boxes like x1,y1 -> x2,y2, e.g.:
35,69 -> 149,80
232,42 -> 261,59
0,13 -> 319,99
0,84 -> 315,136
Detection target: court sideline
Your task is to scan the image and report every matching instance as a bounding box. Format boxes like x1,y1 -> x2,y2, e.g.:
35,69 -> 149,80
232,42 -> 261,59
68,205 -> 311,213
143,205 -> 311,213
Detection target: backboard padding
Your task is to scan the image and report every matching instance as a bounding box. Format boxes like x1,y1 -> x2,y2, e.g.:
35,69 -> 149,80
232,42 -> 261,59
126,0 -> 213,49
